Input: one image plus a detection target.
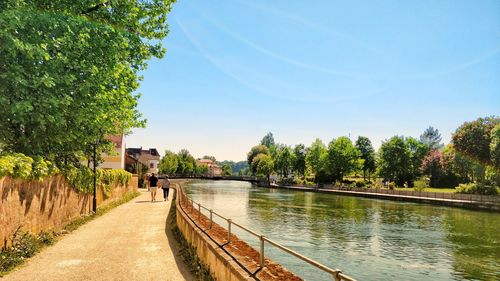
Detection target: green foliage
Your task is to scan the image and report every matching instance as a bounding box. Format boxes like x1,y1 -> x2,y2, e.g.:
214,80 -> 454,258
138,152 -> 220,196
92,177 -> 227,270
0,153 -> 58,180
306,139 -> 327,183
260,132 -> 275,148
324,137 -> 360,182
0,0 -> 175,163
176,149 -> 196,175
273,144 -> 292,178
63,166 -> 131,195
355,180 -> 366,188
420,126 -> 443,150
0,230 -> 55,275
292,144 -> 307,179
355,136 -> 376,180
377,136 -> 412,185
455,183 -> 498,195
247,145 -> 269,174
202,155 -> 216,163
413,179 -> 429,191
452,116 -> 500,167
253,154 -> 273,180
491,124 -> 500,168
159,150 -> 179,175
221,164 -> 232,176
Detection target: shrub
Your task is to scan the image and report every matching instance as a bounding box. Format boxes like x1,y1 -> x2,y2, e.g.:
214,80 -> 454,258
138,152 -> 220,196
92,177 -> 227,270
0,230 -> 55,275
388,182 -> 396,190
355,180 -> 366,188
455,183 -> 498,195
414,179 -> 429,191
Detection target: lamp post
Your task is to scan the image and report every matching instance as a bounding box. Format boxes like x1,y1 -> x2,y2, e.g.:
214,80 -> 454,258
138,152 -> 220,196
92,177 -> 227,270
92,142 -> 97,213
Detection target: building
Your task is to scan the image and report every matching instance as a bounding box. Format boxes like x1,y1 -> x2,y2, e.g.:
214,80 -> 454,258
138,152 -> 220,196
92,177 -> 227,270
196,159 -> 222,176
99,135 -> 125,170
125,147 -> 160,174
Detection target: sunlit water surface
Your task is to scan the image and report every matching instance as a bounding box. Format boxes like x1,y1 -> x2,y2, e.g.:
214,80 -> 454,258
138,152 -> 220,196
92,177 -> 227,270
185,180 -> 500,281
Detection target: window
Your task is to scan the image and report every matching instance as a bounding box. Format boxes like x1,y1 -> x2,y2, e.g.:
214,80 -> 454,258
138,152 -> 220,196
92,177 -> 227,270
150,163 -> 154,168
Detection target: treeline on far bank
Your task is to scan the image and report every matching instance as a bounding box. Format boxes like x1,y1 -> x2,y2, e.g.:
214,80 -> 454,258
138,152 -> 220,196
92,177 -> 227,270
158,149 -> 250,177
246,116 -> 500,195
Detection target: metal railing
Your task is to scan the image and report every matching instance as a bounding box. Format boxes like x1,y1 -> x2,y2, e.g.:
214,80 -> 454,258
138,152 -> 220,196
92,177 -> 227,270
280,184 -> 500,205
177,186 -> 356,281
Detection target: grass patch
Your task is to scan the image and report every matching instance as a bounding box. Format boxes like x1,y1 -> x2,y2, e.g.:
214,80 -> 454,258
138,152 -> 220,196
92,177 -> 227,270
0,190 -> 140,276
169,188 -> 215,281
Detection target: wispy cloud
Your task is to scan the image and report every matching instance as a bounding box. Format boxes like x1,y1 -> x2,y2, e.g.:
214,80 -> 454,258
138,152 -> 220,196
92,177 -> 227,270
174,16 -> 384,104
186,2 -> 362,79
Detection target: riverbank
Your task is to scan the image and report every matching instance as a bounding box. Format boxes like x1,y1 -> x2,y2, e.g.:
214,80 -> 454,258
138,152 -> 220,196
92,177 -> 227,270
270,184 -> 500,212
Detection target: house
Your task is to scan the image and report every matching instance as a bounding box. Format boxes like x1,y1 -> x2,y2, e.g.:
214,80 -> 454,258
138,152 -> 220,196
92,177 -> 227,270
125,147 -> 160,174
196,159 -> 222,176
99,135 -> 125,170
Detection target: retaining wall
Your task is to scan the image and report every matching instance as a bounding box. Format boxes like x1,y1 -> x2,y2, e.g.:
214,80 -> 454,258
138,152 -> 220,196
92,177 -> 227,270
0,174 -> 138,248
175,189 -> 252,281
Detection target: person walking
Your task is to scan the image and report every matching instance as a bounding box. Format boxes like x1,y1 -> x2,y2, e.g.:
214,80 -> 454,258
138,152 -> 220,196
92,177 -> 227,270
149,173 -> 159,202
162,176 -> 171,201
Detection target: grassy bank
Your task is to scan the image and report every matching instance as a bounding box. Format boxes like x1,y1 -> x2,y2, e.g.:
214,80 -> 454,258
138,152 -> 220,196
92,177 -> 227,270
0,190 -> 140,276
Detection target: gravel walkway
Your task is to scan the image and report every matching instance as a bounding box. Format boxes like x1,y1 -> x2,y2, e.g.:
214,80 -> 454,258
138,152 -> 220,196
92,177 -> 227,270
4,189 -> 193,281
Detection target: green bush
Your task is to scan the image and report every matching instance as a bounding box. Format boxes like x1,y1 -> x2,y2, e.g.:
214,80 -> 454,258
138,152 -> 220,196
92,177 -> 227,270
455,183 -> 498,195
0,153 -> 58,180
64,166 -> 132,195
355,180 -> 366,188
414,180 -> 429,191
0,230 -> 55,275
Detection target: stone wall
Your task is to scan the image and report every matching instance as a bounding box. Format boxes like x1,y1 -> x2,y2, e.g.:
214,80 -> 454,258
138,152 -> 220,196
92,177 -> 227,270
0,174 -> 138,248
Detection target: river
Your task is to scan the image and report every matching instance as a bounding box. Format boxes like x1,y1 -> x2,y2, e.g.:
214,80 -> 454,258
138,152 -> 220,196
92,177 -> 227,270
184,180 -> 500,281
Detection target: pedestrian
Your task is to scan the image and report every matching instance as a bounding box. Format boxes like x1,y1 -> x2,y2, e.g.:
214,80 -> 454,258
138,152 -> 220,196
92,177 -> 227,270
162,175 -> 171,201
149,173 -> 159,202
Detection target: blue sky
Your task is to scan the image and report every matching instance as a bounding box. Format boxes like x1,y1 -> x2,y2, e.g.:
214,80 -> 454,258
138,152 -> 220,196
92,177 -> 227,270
126,0 -> 500,161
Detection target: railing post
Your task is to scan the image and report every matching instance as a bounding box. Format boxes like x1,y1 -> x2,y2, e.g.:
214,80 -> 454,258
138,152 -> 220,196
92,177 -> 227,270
333,271 -> 342,281
259,235 -> 265,268
198,203 -> 201,220
227,219 -> 232,243
209,209 -> 213,229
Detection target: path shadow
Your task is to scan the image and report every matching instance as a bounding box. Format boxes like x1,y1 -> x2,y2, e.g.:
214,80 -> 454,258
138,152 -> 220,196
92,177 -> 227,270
164,189 -> 195,281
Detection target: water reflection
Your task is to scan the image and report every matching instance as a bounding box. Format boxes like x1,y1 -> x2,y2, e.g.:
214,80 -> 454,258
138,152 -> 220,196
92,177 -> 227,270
186,180 -> 500,281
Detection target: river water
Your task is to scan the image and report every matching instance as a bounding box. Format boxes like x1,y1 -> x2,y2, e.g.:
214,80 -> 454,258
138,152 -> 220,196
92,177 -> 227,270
185,180 -> 500,281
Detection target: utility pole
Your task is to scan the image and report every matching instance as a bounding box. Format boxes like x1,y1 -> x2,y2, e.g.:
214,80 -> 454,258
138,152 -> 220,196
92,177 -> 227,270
92,142 -> 97,213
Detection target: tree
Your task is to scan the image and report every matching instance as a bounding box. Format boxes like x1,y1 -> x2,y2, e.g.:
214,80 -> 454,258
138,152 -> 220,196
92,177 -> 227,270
355,136 -> 376,181
406,137 -> 429,183
0,1 -> 174,163
222,164 -> 232,176
274,145 -> 292,178
377,136 -> 412,186
292,144 -> 307,179
306,139 -> 327,183
247,145 -> 269,175
253,154 -> 273,185
490,124 -> 500,168
159,150 -> 179,176
420,150 -> 444,187
420,126 -> 443,150
177,149 -> 196,175
452,116 -> 500,167
324,137 -> 360,182
260,132 -> 275,148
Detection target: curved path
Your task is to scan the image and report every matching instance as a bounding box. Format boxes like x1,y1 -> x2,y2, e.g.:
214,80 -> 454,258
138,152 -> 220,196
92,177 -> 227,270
4,189 -> 193,281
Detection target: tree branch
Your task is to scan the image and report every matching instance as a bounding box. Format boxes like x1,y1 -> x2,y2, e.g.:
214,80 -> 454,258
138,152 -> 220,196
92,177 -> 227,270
80,0 -> 112,15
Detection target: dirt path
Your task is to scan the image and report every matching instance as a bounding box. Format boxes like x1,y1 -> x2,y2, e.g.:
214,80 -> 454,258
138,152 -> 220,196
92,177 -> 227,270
3,189 -> 193,281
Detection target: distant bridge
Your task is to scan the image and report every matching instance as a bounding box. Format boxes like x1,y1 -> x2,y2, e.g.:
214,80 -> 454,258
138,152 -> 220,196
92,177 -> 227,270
159,175 -> 265,184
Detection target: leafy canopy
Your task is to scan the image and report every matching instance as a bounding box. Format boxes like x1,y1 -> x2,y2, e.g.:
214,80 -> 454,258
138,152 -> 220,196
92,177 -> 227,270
0,0 -> 175,163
